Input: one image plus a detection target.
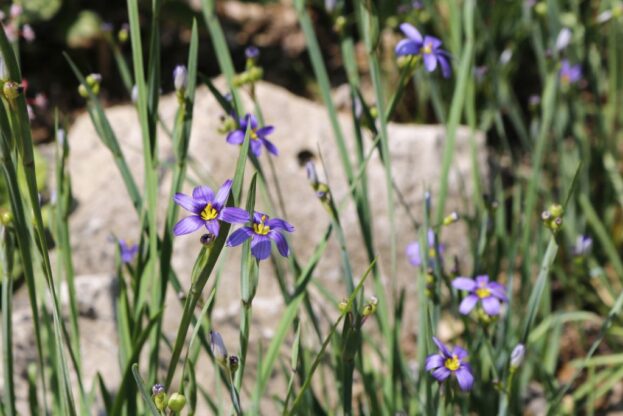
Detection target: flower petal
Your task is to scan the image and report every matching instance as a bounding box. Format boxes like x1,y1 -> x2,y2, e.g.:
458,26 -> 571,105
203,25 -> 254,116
269,230 -> 289,257
251,235 -> 272,260
432,337 -> 451,358
438,53 -> 452,78
395,39 -> 421,56
266,218 -> 294,232
475,275 -> 490,286
399,23 -> 423,43
487,282 -> 508,301
214,179 -> 233,207
482,297 -> 501,316
250,139 -> 262,157
431,366 -> 451,382
244,113 -> 258,130
406,242 -> 421,266
256,126 -> 274,137
254,211 -> 268,223
226,130 -> 245,145
425,354 -> 444,371
423,35 -> 442,49
262,138 -> 279,156
455,366 -> 474,391
173,193 -> 200,213
423,52 -> 437,72
459,294 -> 479,315
173,216 -> 204,236
219,207 -> 250,224
192,185 -> 214,204
452,277 -> 476,291
453,346 -> 468,360
226,227 -> 252,247
205,219 -> 220,237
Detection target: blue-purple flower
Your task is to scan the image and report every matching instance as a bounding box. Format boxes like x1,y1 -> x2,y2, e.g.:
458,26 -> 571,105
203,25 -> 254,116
452,275 -> 508,316
426,337 -> 474,391
119,240 -> 138,263
173,179 -> 249,237
559,60 -> 582,85
395,23 -> 451,78
226,211 -> 294,260
226,114 -> 278,158
406,229 -> 444,267
573,235 -> 592,257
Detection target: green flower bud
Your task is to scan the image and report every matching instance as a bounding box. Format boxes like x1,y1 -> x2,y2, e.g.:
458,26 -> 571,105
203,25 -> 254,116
78,84 -> 89,98
362,296 -> 378,317
338,298 -> 350,314
247,66 -> 263,82
167,392 -> 186,412
549,204 -> 563,218
0,209 -> 13,225
334,16 -> 347,33
151,384 -> 168,411
3,81 -> 23,100
118,26 -> 129,43
534,2 -> 547,16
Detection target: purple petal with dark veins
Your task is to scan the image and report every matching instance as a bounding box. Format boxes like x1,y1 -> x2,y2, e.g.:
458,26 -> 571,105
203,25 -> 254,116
173,193 -> 201,214
251,235 -> 272,260
214,179 -> 233,207
438,53 -> 452,78
254,211 -> 269,223
226,227 -> 252,247
266,218 -> 294,232
193,185 -> 214,204
205,219 -> 220,237
173,216 -> 204,236
269,230 -> 289,257
459,294 -> 479,315
219,207 -> 250,224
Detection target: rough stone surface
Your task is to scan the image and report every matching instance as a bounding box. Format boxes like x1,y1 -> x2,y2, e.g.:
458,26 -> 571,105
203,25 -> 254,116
6,78 -> 486,411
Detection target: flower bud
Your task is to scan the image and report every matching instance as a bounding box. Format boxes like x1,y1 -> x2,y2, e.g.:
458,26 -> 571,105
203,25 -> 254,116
210,330 -> 228,367
173,65 -> 187,92
0,208 -> 13,225
200,233 -> 216,247
247,66 -> 263,82
549,204 -> 563,218
118,24 -> 129,43
338,298 -> 350,314
245,46 -> 260,60
362,296 -> 378,317
151,384 -> 168,411
442,212 -> 460,226
510,344 -> 525,370
167,392 -> 186,412
2,81 -> 23,100
228,355 -> 239,374
131,85 -> 138,103
22,24 -> 35,43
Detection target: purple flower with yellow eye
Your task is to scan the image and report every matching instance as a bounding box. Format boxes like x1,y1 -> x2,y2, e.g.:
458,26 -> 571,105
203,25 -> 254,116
226,114 -> 278,158
426,337 -> 474,391
452,275 -> 508,316
119,240 -> 139,263
406,229 -> 444,267
395,23 -> 451,78
226,211 -> 294,260
173,179 -> 249,237
559,60 -> 582,85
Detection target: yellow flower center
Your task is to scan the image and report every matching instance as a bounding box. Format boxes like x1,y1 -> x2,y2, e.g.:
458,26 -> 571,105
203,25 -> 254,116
561,74 -> 570,85
253,215 -> 270,235
250,128 -> 259,140
476,287 -> 491,299
428,247 -> 436,258
423,43 -> 433,54
444,355 -> 460,372
200,203 -> 218,221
